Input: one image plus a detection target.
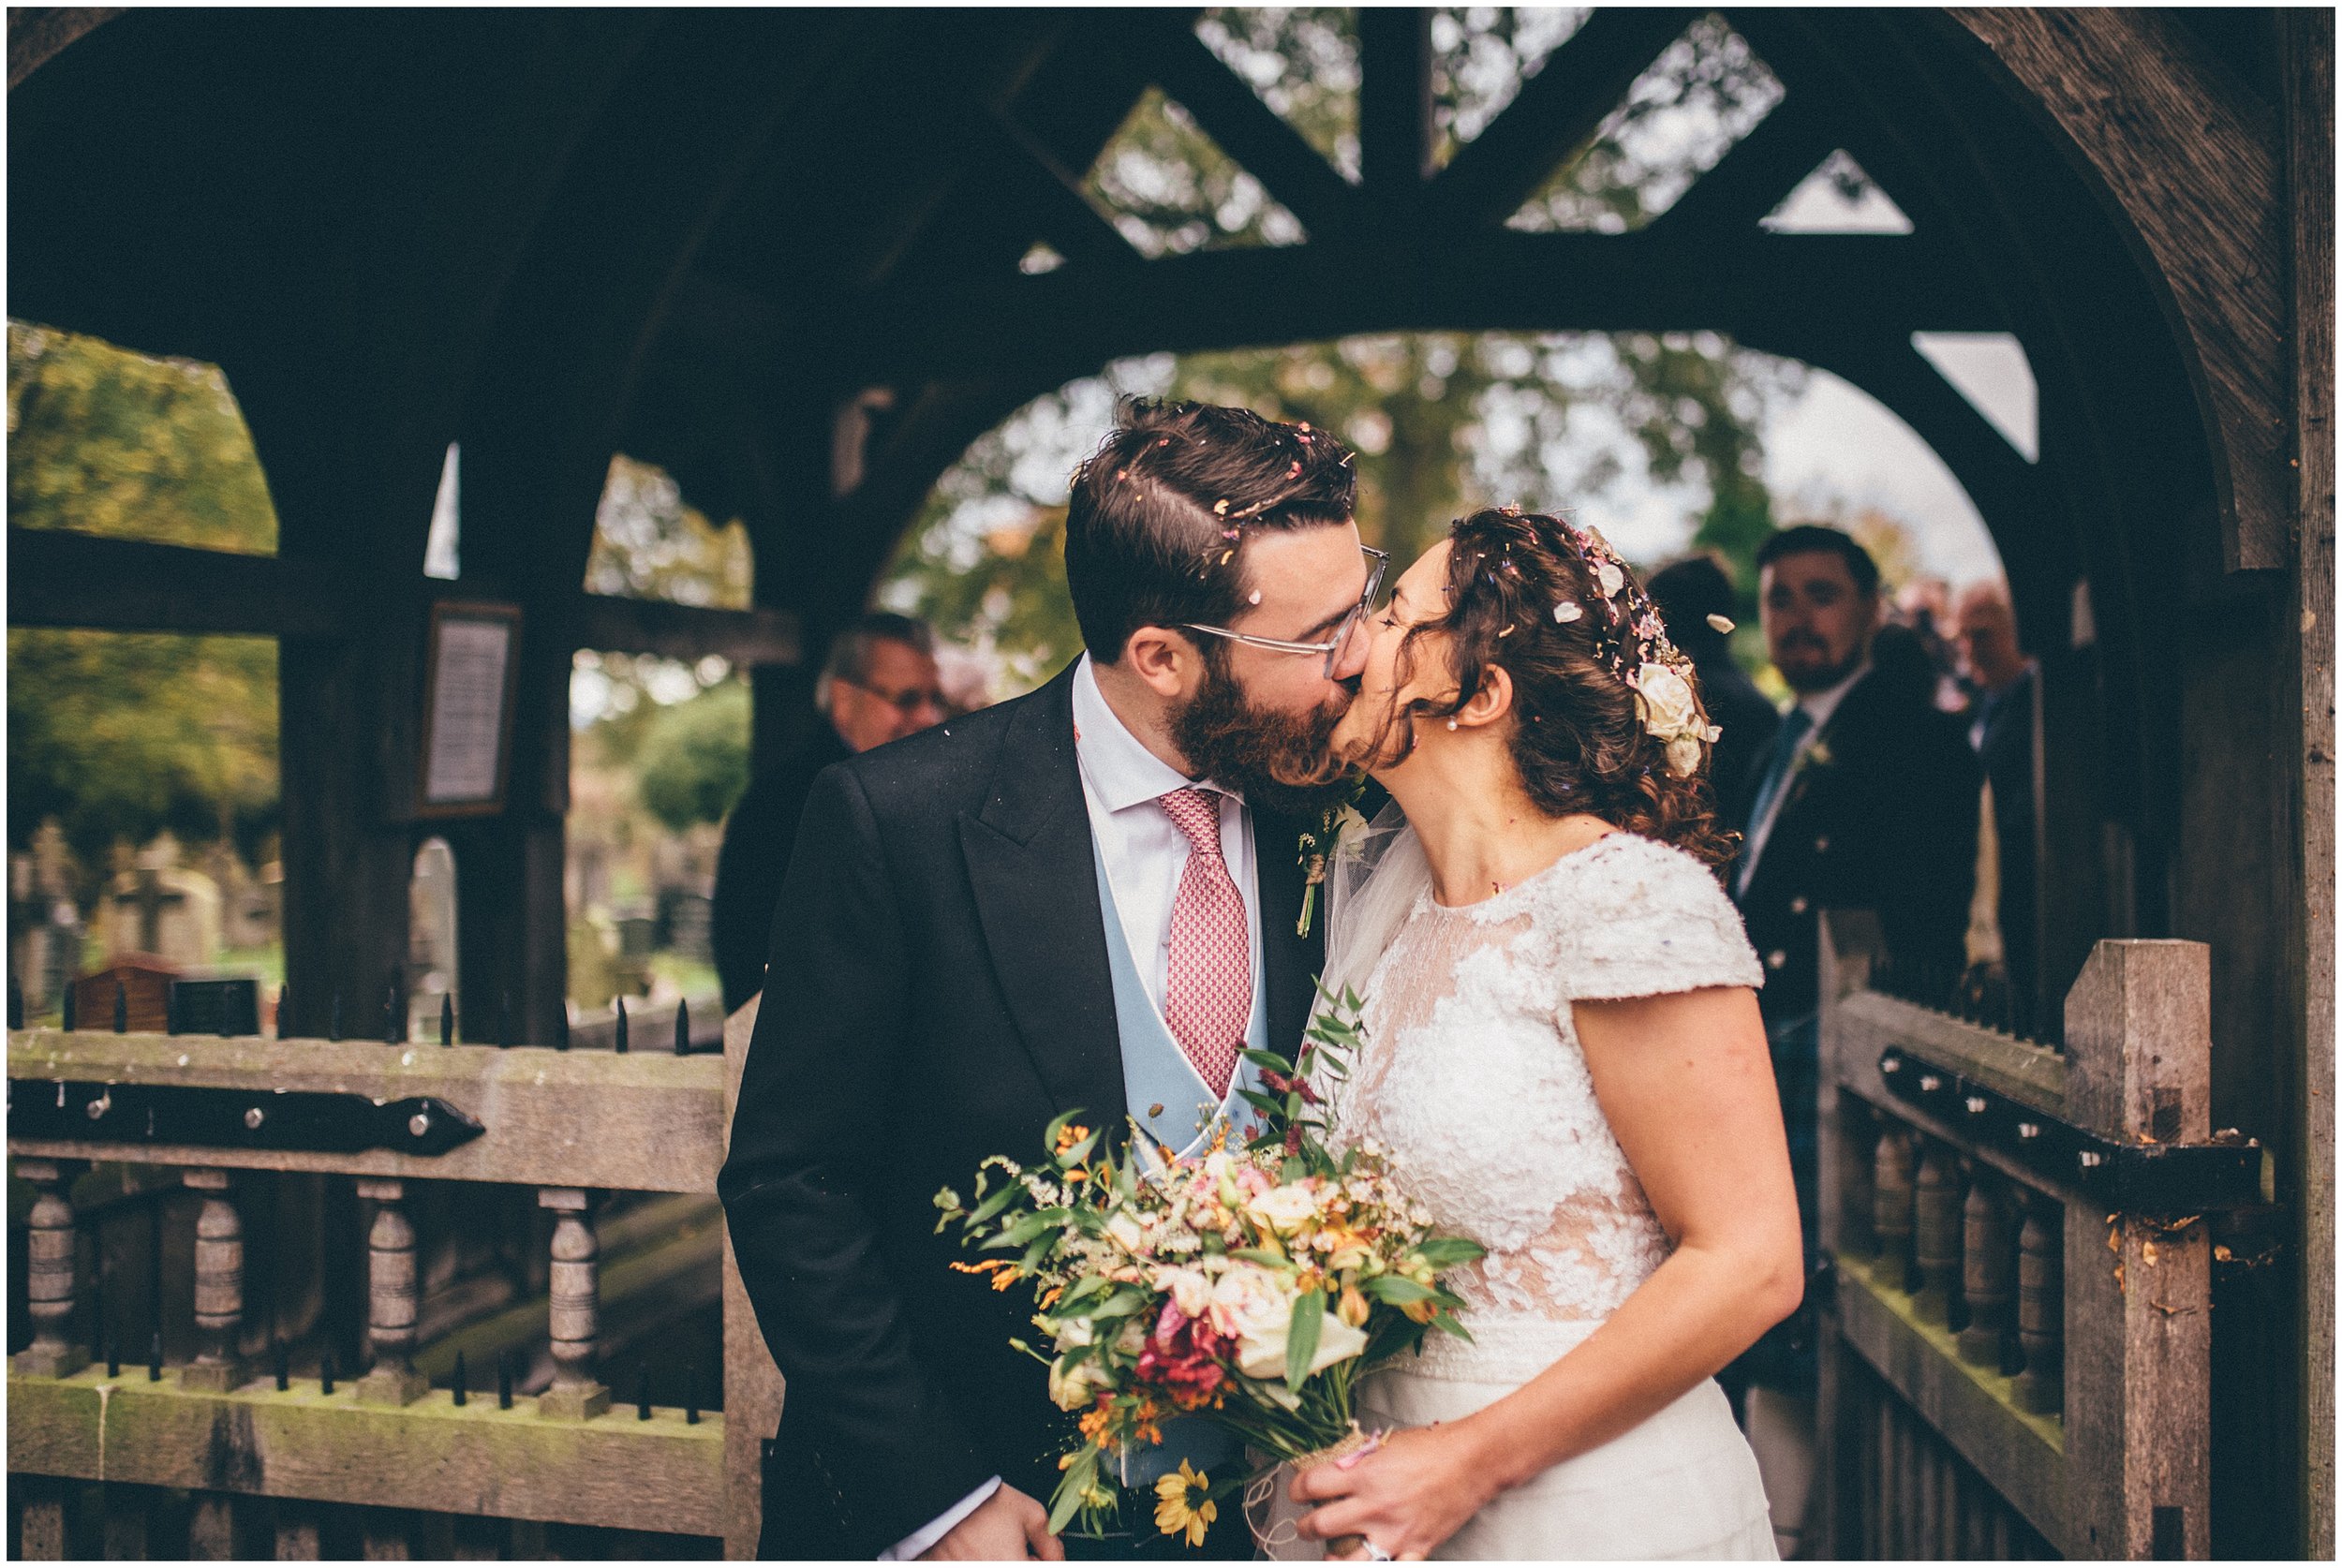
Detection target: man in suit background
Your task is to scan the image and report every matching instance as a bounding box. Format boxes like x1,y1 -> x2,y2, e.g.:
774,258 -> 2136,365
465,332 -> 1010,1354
1723,525 -> 1979,1555
1953,579 -> 2039,1023
710,613 -> 947,1014
719,401 -> 1373,1560
1646,552 -> 1779,806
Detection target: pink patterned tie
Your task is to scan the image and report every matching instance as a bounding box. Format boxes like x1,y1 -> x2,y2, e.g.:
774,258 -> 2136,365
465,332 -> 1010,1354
1159,787 -> 1251,1100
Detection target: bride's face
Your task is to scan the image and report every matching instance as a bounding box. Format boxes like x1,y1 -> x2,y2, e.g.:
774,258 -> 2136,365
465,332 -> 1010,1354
1329,540 -> 1458,770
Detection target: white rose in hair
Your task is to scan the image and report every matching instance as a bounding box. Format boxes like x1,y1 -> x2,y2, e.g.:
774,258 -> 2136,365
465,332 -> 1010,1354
1667,735 -> 1706,778
1636,662 -> 1701,739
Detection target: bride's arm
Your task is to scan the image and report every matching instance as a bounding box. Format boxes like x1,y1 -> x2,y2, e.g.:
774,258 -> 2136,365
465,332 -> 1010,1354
1292,984 -> 1802,1559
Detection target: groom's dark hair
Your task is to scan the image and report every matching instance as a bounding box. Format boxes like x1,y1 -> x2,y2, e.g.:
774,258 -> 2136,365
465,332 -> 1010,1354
1065,399 -> 1356,664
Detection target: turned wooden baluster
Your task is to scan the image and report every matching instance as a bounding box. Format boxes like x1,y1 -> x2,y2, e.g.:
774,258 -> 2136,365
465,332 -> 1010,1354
2013,1193 -> 2063,1415
1911,1140 -> 1962,1324
13,1160 -> 86,1377
538,1187 -> 610,1419
1872,1122 -> 1916,1288
356,1178 -> 426,1404
1957,1171 -> 2015,1368
182,1169 -> 245,1391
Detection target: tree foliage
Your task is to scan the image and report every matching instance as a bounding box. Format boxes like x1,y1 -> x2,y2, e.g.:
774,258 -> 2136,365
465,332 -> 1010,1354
633,679 -> 752,835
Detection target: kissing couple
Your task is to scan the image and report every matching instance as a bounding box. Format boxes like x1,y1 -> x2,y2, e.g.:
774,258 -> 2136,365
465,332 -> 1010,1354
721,400 -> 1803,1561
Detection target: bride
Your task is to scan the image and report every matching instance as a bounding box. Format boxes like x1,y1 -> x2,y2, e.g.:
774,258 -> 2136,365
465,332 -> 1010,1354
1273,508 -> 1802,1561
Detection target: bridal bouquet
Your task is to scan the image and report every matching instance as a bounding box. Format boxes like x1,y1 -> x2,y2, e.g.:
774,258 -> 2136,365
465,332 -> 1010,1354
933,991 -> 1483,1543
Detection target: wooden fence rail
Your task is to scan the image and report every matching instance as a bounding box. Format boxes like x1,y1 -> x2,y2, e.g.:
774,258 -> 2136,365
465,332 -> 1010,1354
6,1006 -> 783,1561
1816,913 -> 2258,1560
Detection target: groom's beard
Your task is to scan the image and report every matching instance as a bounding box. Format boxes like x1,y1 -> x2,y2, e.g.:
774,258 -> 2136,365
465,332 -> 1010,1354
1171,664 -> 1356,818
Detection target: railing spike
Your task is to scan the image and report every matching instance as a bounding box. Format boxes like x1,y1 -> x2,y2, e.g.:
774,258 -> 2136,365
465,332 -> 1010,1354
9,977 -> 23,1030
440,994 -> 454,1048
60,982 -> 76,1032
636,1368 -> 652,1420
554,1007 -> 570,1052
320,1348 -> 335,1397
674,998 -> 689,1056
497,1350 -> 513,1410
147,1329 -> 163,1383
115,981 -> 129,1032
274,1339 -> 290,1391
274,984 -> 287,1040
105,1331 -> 120,1379
383,980 -> 401,1045
614,997 -> 629,1054
685,1362 -> 700,1425
452,1349 -> 468,1408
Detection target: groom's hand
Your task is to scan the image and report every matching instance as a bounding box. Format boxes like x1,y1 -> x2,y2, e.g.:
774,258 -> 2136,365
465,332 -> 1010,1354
923,1485 -> 1064,1561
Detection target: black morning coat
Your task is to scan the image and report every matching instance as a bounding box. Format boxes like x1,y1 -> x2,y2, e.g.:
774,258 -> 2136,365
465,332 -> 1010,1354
717,660 -> 1327,1559
1725,661 -> 1982,1026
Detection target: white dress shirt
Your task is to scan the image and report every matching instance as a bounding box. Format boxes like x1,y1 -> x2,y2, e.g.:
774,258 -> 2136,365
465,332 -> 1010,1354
1738,657 -> 1870,892
883,656 -> 1261,1560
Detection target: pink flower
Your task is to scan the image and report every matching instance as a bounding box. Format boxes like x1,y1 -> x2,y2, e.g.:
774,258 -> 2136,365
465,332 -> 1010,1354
1136,1302 -> 1229,1409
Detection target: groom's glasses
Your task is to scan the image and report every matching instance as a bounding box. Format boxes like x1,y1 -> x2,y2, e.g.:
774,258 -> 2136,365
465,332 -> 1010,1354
1181,546 -> 1390,679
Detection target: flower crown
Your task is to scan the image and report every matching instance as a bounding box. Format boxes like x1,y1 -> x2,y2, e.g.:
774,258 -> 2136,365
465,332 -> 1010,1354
1523,510 -> 1726,779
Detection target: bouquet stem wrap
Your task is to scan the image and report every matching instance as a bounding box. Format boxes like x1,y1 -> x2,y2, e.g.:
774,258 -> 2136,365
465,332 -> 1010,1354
1245,1425 -> 1378,1559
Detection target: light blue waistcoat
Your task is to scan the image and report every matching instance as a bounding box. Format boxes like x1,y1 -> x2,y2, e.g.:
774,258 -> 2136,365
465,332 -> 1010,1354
1090,839 -> 1269,1487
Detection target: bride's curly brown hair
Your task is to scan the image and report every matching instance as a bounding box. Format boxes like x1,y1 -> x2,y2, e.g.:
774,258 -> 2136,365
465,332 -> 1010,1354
1357,508 -> 1738,872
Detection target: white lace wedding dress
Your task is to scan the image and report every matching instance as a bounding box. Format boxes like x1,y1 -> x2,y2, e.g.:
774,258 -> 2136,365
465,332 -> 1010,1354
1267,829 -> 1776,1561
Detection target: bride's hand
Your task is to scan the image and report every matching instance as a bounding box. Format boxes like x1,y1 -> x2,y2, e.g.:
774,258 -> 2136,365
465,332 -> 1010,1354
1287,1424 -> 1494,1561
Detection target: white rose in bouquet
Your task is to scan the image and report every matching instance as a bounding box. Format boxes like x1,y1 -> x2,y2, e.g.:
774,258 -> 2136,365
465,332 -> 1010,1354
1209,1263 -> 1369,1381
1242,1182 -> 1321,1236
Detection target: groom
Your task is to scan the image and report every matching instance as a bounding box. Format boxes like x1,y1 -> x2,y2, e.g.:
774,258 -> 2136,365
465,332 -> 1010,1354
720,400 -> 1374,1560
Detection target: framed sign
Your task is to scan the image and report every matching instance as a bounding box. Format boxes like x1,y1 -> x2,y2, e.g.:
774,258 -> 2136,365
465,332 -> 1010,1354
417,600 -> 522,818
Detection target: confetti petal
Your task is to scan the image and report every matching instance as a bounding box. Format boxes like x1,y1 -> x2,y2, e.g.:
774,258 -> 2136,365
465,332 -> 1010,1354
1707,613 -> 1736,634
1554,601 -> 1583,623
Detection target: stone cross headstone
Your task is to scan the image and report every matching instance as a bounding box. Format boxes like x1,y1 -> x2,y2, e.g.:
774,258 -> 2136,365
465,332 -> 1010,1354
99,835 -> 220,970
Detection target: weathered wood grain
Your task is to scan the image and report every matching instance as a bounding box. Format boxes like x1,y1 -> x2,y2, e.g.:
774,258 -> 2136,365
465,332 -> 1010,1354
1833,1251 -> 2068,1549
720,997 -> 784,1561
2061,940 -> 2215,1560
7,1032 -> 725,1193
1949,8 -> 2290,572
7,1371 -> 723,1536
2284,11 -> 2336,1553
1835,990 -> 2069,1116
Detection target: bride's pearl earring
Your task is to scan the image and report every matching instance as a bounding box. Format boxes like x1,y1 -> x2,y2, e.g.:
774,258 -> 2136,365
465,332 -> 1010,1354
1445,718 -> 1459,731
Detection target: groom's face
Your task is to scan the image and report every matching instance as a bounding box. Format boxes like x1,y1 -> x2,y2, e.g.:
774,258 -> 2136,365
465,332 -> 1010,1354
1168,523 -> 1370,813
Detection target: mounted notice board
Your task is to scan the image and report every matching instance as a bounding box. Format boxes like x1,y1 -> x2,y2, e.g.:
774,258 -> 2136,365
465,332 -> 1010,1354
417,600 -> 522,818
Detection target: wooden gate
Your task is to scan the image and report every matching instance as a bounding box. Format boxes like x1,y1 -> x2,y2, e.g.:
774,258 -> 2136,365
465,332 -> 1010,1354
1814,916 -> 2269,1559
5,1003 -> 784,1560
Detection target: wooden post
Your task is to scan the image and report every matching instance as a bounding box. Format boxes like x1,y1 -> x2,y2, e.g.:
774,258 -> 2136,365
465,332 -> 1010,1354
1956,1172 -> 2014,1368
1911,1140 -> 1962,1325
538,1187 -> 610,1420
2061,939 -> 2214,1559
1872,1125 -> 1917,1290
16,1473 -> 68,1560
2014,1193 -> 2063,1416
355,1178 -> 427,1405
13,1159 -> 86,1377
722,995 -> 786,1560
181,1168 -> 245,1392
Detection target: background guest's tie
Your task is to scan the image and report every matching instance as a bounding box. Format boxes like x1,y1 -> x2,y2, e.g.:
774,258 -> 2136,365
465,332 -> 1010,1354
1158,787 -> 1251,1099
1738,704 -> 1816,895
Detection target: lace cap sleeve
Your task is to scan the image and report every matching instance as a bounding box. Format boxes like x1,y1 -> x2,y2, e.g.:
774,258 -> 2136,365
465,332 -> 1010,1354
1554,834 -> 1763,1002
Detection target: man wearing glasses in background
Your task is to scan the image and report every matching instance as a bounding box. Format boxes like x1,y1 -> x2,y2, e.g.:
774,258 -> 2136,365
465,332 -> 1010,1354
720,400 -> 1377,1559
712,612 -> 948,1013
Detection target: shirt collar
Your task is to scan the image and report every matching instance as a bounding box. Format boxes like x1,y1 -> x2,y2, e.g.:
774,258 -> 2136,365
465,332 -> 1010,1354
1795,656 -> 1873,733
1071,654 -> 1244,813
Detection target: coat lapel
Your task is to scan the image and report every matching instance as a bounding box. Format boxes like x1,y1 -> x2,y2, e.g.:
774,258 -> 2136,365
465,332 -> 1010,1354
1253,806 -> 1327,1059
956,665 -> 1127,1123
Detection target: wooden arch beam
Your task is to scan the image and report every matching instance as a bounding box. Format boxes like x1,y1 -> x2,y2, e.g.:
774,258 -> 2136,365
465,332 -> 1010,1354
1423,7 -> 1697,230
1140,18 -> 1367,241
1945,8 -> 2290,572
